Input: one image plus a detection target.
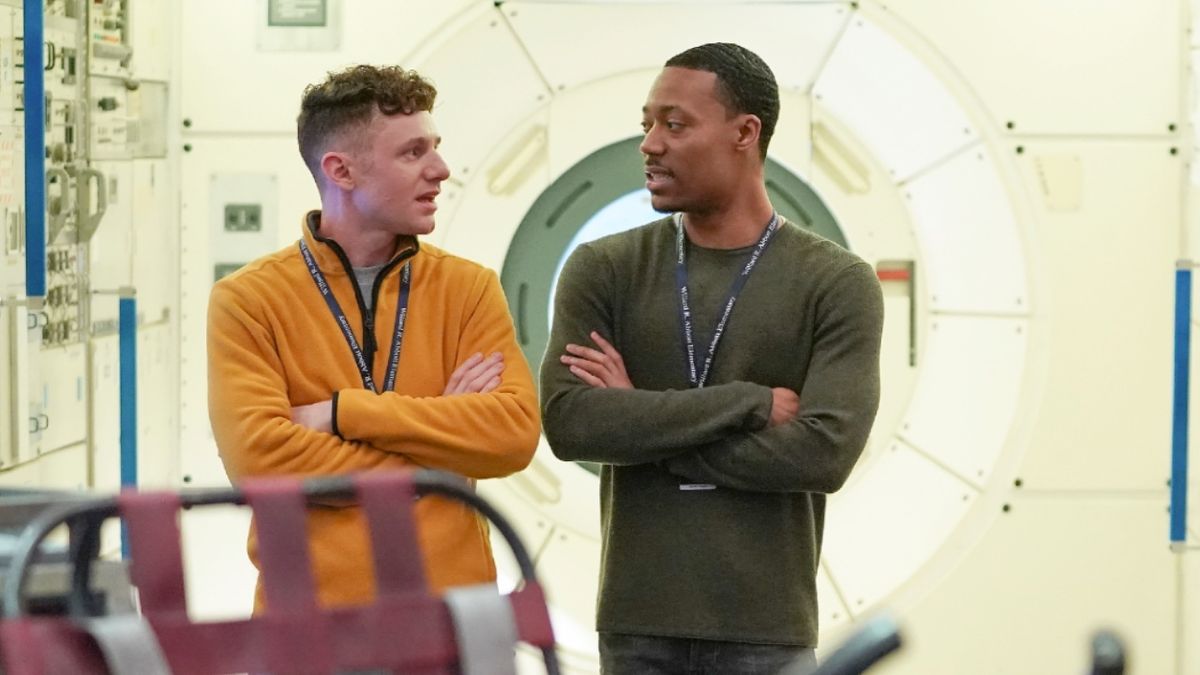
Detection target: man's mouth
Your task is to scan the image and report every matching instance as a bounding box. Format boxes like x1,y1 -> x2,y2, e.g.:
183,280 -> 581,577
645,166 -> 672,190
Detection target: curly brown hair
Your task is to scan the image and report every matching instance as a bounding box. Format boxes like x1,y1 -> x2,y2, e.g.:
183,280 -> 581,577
297,64 -> 438,181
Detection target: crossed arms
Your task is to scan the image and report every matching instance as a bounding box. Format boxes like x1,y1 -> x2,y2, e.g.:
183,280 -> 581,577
208,267 -> 539,483
540,244 -> 883,494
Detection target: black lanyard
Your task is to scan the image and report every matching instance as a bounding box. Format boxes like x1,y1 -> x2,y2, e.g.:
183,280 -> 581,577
674,212 -> 779,388
299,240 -> 411,393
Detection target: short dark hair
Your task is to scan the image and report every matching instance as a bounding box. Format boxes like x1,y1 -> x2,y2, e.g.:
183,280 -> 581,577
665,43 -> 779,159
297,65 -> 437,180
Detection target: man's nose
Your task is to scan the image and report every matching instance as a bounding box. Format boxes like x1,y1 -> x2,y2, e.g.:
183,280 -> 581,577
429,151 -> 451,180
639,126 -> 663,157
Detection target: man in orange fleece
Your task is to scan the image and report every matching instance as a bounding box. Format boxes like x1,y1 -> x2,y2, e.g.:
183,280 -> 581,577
206,65 -> 540,608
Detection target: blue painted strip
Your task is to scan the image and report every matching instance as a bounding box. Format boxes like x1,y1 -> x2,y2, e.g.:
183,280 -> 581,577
23,0 -> 45,299
119,296 -> 137,557
1171,268 -> 1190,544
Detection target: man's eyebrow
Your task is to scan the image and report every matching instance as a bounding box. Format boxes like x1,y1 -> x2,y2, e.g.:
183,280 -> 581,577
403,135 -> 440,146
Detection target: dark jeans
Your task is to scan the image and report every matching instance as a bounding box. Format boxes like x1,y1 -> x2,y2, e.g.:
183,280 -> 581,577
599,633 -> 817,675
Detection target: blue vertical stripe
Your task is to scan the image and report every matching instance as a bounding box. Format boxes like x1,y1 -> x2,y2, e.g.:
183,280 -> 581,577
23,0 -> 45,299
119,296 -> 137,557
1171,268 -> 1190,544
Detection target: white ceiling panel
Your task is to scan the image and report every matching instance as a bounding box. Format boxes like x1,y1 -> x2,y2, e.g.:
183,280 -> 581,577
900,315 -> 1029,488
436,111 -> 552,264
881,0 -> 1180,136
416,8 -> 552,181
823,439 -> 977,613
813,17 -> 978,182
506,1 -> 852,92
545,71 -> 658,179
905,146 -> 1029,314
816,563 -> 853,633
530,523 -> 602,659
180,0 -> 481,133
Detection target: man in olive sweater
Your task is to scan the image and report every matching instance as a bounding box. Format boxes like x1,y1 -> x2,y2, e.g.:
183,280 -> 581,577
541,44 -> 884,674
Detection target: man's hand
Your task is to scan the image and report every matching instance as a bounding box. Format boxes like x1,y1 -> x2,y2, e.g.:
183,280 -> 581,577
769,387 -> 800,427
444,352 -> 505,395
291,400 -> 333,433
561,331 -> 633,389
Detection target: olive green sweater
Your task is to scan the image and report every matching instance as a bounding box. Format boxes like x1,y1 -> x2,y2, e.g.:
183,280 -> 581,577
540,216 -> 883,646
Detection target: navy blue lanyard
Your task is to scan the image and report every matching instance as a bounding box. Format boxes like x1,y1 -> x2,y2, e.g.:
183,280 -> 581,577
299,240 -> 411,393
674,213 -> 779,388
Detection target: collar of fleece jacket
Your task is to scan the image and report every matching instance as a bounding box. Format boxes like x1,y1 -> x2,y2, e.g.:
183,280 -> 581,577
300,210 -> 420,277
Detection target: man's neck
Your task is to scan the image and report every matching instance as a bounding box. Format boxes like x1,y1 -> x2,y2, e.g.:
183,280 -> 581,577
317,210 -> 398,267
682,189 -> 775,250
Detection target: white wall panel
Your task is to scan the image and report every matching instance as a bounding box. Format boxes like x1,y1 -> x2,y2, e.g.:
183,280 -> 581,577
480,441 -> 600,545
872,498 -> 1176,675
505,1 -> 851,92
32,442 -> 88,490
32,343 -> 86,455
179,506 -> 255,620
823,440 -> 977,614
1187,545 -> 1200,675
1017,142 -> 1178,491
8,304 -> 31,465
138,323 -> 177,488
0,125 -> 23,271
815,564 -> 853,635
179,0 -> 480,133
0,443 -> 87,490
0,301 -> 9,469
129,0 -> 171,82
90,333 -> 120,491
545,71 -> 655,181
531,523 -> 601,665
438,111 -> 549,265
0,3 -> 20,287
482,483 -> 555,594
414,9 -> 550,182
131,160 -> 173,322
0,7 -> 15,126
905,147 -> 1028,315
879,0 -> 1182,136
813,17 -> 979,183
900,316 -> 1028,487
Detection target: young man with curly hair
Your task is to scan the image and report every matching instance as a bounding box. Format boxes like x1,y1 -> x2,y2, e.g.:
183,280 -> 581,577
542,44 -> 884,674
207,65 -> 540,608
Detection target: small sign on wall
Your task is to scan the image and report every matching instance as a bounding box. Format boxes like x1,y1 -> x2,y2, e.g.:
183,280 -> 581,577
268,0 -> 327,28
257,0 -> 341,52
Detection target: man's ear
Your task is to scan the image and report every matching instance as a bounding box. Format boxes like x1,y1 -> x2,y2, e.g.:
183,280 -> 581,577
734,114 -> 762,154
320,151 -> 355,190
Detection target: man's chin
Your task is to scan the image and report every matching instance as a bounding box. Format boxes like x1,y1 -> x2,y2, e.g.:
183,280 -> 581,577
649,194 -> 681,214
402,219 -> 436,236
